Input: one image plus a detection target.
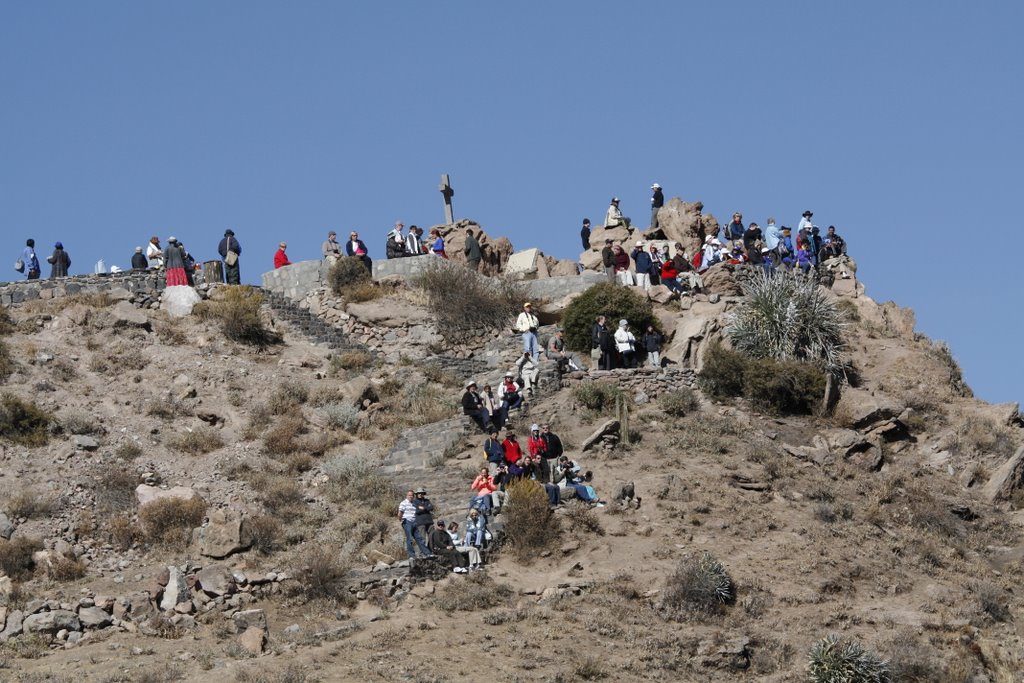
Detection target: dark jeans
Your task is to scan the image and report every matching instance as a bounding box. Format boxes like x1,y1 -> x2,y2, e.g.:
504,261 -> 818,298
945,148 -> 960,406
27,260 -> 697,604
544,483 -> 560,506
225,262 -> 241,285
402,519 -> 431,559
599,350 -> 613,371
620,351 -> 637,369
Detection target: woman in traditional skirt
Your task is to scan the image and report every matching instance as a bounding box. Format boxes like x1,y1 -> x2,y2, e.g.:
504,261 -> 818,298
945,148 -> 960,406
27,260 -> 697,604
164,237 -> 189,287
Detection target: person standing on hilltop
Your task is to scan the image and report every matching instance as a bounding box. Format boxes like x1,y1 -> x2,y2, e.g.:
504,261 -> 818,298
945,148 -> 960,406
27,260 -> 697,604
580,218 -> 592,250
405,225 -> 424,256
146,236 -> 164,270
605,197 -> 630,229
601,239 -> 615,283
218,229 -> 242,284
650,183 -> 664,230
47,242 -> 71,278
398,490 -> 431,560
21,239 -> 41,280
322,230 -> 342,263
164,237 -> 189,286
464,228 -> 482,271
798,210 -> 814,233
723,212 -> 745,249
273,242 -> 292,269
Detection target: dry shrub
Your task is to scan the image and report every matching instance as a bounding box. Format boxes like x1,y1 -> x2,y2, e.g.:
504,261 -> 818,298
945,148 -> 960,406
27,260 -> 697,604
156,322 -> 188,346
885,629 -> 945,682
247,515 -> 283,555
432,572 -> 514,613
138,497 -> 207,547
59,410 -> 102,435
115,441 -> 143,460
321,401 -> 360,433
972,581 -> 1010,623
949,415 -> 1016,459
659,388 -> 700,417
412,259 -> 526,342
146,396 -> 193,420
563,500 -> 604,535
0,393 -> 52,446
341,282 -> 384,303
0,340 -> 13,382
195,286 -> 280,348
0,536 -> 43,579
290,546 -> 354,607
169,427 -> 225,455
4,489 -> 55,520
48,357 -> 78,382
330,350 -> 374,374
262,413 -> 307,455
322,455 -> 398,516
107,515 -> 140,551
422,364 -> 461,388
662,551 -> 735,619
502,479 -> 560,558
252,474 -> 305,520
267,380 -> 309,415
92,465 -> 138,516
670,414 -> 741,456
47,555 -> 87,582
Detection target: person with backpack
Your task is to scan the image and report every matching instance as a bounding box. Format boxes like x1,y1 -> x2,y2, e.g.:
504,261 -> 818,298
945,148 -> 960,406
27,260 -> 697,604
723,212 -> 745,248
218,229 -> 242,284
18,239 -> 41,280
46,242 -> 71,278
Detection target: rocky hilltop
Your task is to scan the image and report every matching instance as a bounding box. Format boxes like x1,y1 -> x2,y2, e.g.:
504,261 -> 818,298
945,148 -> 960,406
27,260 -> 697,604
0,213 -> 1022,683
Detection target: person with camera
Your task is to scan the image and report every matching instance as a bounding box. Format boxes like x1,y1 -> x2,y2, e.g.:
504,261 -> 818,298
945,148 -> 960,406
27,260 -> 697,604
515,302 -> 540,361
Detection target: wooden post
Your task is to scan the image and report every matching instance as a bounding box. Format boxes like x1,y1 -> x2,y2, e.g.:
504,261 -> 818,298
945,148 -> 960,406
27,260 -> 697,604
621,394 -> 631,447
439,173 -> 455,225
202,260 -> 224,284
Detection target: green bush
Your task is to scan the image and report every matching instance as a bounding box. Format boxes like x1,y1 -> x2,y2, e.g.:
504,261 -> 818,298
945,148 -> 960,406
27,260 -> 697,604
726,270 -> 846,371
562,282 -> 660,353
572,382 -> 623,413
412,259 -> 525,342
327,256 -> 371,295
807,634 -> 891,683
659,388 -> 700,417
0,393 -> 52,446
698,343 -> 825,416
662,551 -> 735,619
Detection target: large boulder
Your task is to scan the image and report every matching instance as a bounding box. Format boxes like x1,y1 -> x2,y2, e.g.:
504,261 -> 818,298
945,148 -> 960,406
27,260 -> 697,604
546,257 -> 580,278
111,301 -> 151,329
0,512 -> 13,540
579,249 -> 605,271
196,565 -> 236,597
135,485 -> 203,507
158,566 -> 191,612
198,509 -> 253,559
505,248 -> 550,279
664,313 -> 720,368
982,446 -> 1024,503
434,220 -> 512,275
338,375 -> 379,408
78,606 -> 113,629
23,610 -> 80,634
835,388 -> 904,430
651,198 -> 720,259
701,266 -> 743,297
160,286 -> 202,318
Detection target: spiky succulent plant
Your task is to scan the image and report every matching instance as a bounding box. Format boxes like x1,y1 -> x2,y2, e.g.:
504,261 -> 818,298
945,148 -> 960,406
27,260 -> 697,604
807,633 -> 891,683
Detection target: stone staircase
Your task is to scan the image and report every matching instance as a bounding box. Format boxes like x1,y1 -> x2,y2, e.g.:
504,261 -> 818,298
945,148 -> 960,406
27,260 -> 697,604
261,290 -> 371,354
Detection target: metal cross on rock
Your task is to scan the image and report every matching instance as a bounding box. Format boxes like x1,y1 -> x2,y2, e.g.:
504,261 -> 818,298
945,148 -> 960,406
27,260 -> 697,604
438,173 -> 455,225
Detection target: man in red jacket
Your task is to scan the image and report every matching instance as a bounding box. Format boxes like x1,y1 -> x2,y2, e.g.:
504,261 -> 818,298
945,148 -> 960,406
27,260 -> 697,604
502,432 -> 523,466
273,242 -> 292,269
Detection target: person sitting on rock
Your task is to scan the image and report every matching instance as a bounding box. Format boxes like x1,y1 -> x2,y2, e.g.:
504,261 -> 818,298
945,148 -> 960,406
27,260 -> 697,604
483,429 -> 505,470
471,466 -> 501,512
461,380 -> 492,432
385,223 -> 407,260
428,520 -> 468,573
527,423 -> 547,466
498,371 -> 523,414
604,197 -> 630,229
322,230 -> 342,262
516,352 -> 539,397
346,231 -> 372,272
778,227 -> 795,269
555,457 -> 603,506
463,509 -> 488,550
480,385 -> 505,431
722,212 -> 745,248
429,228 -> 447,257
612,244 -> 633,286
546,329 -> 581,372
273,242 -> 292,269
660,258 -> 685,294
130,246 -> 148,271
448,521 -> 484,570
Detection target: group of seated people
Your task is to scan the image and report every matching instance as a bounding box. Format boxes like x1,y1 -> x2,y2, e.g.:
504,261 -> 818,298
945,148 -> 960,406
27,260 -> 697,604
472,424 -> 604,513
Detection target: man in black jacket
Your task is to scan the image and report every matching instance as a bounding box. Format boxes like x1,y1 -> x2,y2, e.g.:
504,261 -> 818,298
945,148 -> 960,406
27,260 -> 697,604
217,229 -> 242,284
650,183 -> 664,230
539,423 -> 563,483
601,239 -> 615,283
580,218 -> 591,250
413,488 -> 434,541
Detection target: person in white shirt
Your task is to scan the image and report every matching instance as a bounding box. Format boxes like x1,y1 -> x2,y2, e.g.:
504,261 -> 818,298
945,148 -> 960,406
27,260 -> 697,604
397,490 -> 431,559
145,236 -> 164,269
604,197 -> 630,229
614,319 -> 637,369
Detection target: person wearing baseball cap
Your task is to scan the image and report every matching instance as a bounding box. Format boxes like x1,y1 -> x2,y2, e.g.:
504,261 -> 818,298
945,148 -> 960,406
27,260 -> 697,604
605,197 -> 630,230
322,230 -> 341,262
515,302 -> 540,361
650,183 -> 664,230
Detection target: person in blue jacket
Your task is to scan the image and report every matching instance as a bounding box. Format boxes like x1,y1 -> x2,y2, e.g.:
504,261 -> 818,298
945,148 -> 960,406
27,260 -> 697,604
21,239 -> 41,280
630,241 -> 654,290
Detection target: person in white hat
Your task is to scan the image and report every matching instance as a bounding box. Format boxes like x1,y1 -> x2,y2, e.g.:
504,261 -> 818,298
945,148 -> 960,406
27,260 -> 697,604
515,302 -> 540,361
461,380 -> 492,432
604,197 -> 630,229
650,183 -> 664,230
497,370 -> 523,413
631,240 -> 654,290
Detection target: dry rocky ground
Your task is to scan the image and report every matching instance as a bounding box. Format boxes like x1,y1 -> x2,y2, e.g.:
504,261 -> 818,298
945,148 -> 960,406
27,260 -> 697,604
0,273 -> 1022,683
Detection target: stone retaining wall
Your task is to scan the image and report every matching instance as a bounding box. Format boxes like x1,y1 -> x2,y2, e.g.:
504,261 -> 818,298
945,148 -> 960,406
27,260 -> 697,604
0,272 -> 165,307
562,367 -> 698,400
382,415 -> 476,472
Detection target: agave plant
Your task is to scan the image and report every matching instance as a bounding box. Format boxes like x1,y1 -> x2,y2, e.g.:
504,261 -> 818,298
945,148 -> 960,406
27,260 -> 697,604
807,633 -> 891,683
725,270 -> 847,371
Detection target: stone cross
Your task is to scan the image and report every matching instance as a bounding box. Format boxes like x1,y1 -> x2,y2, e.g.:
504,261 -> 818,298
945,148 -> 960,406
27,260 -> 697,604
439,173 -> 455,225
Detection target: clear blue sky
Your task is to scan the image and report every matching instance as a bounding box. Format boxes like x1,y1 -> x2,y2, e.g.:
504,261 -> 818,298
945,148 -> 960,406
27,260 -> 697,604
3,2 -> 1022,405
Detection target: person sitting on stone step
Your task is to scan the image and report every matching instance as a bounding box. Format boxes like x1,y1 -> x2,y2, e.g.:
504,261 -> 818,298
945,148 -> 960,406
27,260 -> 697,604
471,467 -> 501,512
480,384 -> 505,431
461,380 -> 492,432
448,521 -> 484,570
463,509 -> 488,551
427,520 -> 468,573
546,329 -> 581,372
501,431 -> 523,467
498,371 -> 523,414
